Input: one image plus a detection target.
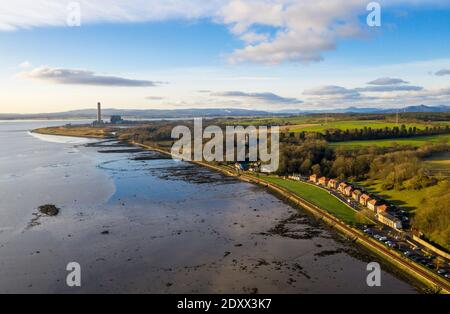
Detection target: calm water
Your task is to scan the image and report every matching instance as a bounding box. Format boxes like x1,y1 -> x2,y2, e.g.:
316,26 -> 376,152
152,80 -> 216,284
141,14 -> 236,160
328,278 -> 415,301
0,121 -> 418,293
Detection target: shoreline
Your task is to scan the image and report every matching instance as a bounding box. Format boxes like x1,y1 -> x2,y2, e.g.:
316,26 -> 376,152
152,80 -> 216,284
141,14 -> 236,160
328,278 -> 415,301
32,127 -> 450,294
132,142 -> 450,294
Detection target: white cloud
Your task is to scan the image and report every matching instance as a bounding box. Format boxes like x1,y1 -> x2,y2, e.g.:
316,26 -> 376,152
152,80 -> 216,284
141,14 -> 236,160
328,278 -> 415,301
2,1 -> 447,65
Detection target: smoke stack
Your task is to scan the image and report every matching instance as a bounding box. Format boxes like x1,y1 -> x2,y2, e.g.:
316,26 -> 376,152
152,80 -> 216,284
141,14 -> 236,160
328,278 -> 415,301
97,102 -> 102,123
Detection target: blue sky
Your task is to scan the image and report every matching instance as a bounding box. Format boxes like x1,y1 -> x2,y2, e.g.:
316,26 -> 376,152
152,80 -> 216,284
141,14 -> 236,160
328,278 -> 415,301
0,0 -> 449,113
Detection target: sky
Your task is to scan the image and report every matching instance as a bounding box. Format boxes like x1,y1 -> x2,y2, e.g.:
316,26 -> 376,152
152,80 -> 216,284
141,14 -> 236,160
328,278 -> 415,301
0,0 -> 449,114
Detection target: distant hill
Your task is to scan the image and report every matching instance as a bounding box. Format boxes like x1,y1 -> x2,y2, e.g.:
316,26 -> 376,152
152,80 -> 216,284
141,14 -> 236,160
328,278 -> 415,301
0,108 -> 274,120
1,105 -> 448,120
279,105 -> 450,114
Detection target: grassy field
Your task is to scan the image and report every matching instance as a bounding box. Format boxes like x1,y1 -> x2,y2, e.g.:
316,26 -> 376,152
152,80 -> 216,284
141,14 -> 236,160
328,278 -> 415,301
358,180 -> 444,214
262,176 -> 362,224
284,120 -> 447,133
329,134 -> 450,149
229,116 -> 450,134
34,126 -> 110,138
424,151 -> 450,178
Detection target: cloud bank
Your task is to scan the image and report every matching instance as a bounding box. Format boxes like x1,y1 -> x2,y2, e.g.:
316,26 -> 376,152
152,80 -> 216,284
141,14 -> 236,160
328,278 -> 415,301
20,67 -> 160,87
212,91 -> 303,104
368,77 -> 409,85
435,69 -> 450,76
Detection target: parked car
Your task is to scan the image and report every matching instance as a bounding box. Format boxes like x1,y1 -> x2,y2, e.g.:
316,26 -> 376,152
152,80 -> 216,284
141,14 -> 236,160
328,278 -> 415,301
404,251 -> 412,256
379,236 -> 388,242
374,234 -> 381,240
426,263 -> 436,270
389,242 -> 398,249
438,269 -> 447,275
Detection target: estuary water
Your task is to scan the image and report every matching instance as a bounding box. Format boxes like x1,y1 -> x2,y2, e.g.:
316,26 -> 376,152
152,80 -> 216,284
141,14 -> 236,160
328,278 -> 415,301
0,121 -> 417,293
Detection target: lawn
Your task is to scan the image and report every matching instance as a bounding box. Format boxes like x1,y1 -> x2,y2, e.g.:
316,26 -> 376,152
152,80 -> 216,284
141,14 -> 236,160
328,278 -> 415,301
262,177 -> 361,224
329,134 -> 450,149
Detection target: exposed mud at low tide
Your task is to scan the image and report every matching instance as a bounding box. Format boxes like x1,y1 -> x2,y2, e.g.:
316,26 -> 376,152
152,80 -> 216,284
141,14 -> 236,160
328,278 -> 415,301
0,124 -> 419,293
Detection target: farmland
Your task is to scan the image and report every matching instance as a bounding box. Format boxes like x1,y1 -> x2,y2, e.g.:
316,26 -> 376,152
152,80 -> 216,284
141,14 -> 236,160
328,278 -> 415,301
284,120 -> 450,133
329,134 -> 450,149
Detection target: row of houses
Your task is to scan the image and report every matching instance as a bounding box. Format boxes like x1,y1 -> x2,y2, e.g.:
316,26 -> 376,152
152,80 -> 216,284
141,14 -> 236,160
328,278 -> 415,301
308,174 -> 402,230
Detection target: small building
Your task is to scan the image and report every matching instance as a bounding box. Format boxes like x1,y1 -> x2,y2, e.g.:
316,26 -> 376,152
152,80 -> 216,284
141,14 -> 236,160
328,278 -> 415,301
344,185 -> 353,197
377,212 -> 402,230
338,182 -> 348,194
328,179 -> 338,189
367,199 -> 378,212
110,115 -> 124,124
352,189 -> 362,202
260,165 -> 275,173
309,174 -> 318,183
318,177 -> 329,186
289,174 -> 301,181
360,194 -> 371,206
376,204 -> 388,213
235,162 -> 250,171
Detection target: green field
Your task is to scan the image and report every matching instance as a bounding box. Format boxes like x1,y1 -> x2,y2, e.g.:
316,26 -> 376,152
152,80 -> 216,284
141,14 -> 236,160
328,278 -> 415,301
228,116 -> 450,134
262,177 -> 362,224
286,120 -> 447,133
358,180 -> 444,214
424,152 -> 450,178
329,134 -> 450,149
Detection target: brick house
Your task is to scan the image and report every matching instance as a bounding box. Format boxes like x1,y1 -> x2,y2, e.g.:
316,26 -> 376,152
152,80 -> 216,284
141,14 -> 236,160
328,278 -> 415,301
360,194 -> 370,206
352,189 -> 362,202
377,212 -> 402,229
344,185 -> 353,197
367,199 -> 378,212
376,204 -> 388,214
338,182 -> 348,194
318,177 -> 329,186
328,179 -> 339,189
309,174 -> 318,183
